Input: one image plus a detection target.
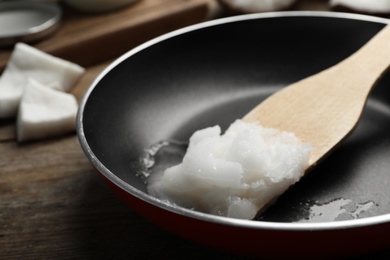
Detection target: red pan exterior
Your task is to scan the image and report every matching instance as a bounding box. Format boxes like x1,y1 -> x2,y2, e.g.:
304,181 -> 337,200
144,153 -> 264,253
100,172 -> 390,259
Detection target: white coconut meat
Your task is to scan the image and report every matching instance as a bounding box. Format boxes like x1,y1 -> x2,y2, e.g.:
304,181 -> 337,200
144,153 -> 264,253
219,0 -> 297,13
330,0 -> 390,14
0,43 -> 85,118
148,120 -> 313,220
17,79 -> 79,142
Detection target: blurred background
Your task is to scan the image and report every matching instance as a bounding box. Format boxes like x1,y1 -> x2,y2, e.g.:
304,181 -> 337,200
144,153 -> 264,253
1,0 -> 390,259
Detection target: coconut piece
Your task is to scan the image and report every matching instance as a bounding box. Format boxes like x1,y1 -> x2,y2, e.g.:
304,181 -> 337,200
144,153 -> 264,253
330,0 -> 390,15
16,79 -> 78,142
218,0 -> 297,14
0,43 -> 85,119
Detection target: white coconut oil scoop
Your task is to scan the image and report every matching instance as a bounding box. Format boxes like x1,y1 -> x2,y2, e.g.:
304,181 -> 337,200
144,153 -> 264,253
243,24 -> 390,172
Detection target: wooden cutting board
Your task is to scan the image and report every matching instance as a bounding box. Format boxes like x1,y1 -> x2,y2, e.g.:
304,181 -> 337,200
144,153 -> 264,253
0,0 -> 211,72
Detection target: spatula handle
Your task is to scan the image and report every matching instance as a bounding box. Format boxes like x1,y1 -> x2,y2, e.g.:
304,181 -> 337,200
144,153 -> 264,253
242,23 -> 390,169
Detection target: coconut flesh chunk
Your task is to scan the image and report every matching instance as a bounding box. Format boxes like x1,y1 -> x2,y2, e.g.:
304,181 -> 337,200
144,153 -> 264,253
17,79 -> 78,142
330,0 -> 390,14
0,43 -> 85,119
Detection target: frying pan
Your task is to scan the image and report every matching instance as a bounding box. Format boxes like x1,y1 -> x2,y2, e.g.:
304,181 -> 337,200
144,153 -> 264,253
77,11 -> 390,259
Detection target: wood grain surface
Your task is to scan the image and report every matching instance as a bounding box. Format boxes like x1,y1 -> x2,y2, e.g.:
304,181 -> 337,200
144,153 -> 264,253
1,0 -> 390,259
0,0 -> 211,72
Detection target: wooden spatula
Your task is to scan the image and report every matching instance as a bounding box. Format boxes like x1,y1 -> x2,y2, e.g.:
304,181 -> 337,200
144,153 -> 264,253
243,24 -> 390,172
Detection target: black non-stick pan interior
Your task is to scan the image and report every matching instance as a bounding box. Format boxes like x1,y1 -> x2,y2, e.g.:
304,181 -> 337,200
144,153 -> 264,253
82,13 -> 390,223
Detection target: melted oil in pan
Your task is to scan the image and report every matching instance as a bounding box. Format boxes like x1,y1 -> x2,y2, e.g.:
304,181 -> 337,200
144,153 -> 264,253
295,199 -> 377,223
138,140 -> 187,180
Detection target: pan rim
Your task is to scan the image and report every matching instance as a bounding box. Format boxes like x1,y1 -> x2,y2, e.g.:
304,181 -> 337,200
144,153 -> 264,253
77,10 -> 390,232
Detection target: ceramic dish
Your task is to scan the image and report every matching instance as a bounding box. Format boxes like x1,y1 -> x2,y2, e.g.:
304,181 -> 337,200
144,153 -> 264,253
0,1 -> 61,47
77,11 -> 390,259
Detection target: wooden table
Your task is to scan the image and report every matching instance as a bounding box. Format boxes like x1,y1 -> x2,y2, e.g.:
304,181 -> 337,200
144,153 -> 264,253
1,0 -> 389,259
